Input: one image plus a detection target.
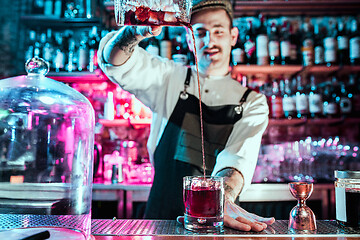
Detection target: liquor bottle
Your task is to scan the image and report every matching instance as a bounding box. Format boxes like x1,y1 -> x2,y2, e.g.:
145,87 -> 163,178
66,38 -> 76,72
289,22 -> 301,65
256,14 -> 269,66
39,32 -> 47,58
44,0 -> 53,16
244,21 -> 256,65
231,35 -> 245,66
339,81 -> 352,117
24,30 -> 36,62
301,21 -> 314,67
349,74 -> 360,117
145,37 -> 160,56
33,34 -> 41,58
282,77 -> 297,119
88,26 -> 99,72
160,27 -> 172,60
313,23 -> 325,66
78,32 -> 88,71
172,34 -> 188,65
32,0 -> 45,14
53,32 -> 66,72
42,29 -> 54,65
349,19 -> 360,65
268,22 -> 281,65
308,75 -> 323,118
280,21 -> 291,65
270,79 -> 284,119
337,20 -> 349,66
323,77 -> 340,118
295,75 -> 309,118
54,0 -> 62,17
104,91 -> 115,120
324,20 -> 338,67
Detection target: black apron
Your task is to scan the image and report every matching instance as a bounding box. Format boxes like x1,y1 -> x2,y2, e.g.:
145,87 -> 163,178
144,68 -> 252,219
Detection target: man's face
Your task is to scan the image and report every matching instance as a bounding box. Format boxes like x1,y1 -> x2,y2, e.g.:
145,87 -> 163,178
187,8 -> 238,76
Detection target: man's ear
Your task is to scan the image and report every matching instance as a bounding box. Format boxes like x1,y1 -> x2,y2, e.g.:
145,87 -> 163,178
186,30 -> 194,52
230,26 -> 239,47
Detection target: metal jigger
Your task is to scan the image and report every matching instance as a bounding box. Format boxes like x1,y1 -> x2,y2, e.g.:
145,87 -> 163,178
288,182 -> 317,232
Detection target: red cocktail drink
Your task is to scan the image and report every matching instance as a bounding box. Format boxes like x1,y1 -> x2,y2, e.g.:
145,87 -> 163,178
184,187 -> 222,217
124,6 -> 183,26
183,176 -> 224,232
114,0 -> 191,26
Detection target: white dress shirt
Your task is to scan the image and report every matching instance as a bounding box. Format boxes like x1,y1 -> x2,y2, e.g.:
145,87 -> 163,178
98,31 -> 269,193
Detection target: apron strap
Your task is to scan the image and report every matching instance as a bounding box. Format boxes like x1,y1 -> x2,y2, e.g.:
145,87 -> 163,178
240,88 -> 252,104
184,67 -> 192,86
234,88 -> 253,115
180,68 -> 192,100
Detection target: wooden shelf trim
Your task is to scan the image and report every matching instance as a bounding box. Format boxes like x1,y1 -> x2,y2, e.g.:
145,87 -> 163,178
20,15 -> 102,28
232,65 -> 360,77
104,0 -> 360,16
47,70 -> 109,83
99,118 -> 152,128
99,118 -> 360,128
233,0 -> 360,16
269,117 -> 360,127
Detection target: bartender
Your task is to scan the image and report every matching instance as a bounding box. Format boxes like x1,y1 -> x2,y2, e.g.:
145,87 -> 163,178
98,0 -> 275,232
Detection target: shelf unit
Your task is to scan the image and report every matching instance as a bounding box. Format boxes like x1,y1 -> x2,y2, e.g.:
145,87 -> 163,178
99,118 -> 152,129
232,65 -> 360,78
47,70 -> 109,83
232,0 -> 360,17
20,15 -> 102,29
103,0 -> 360,16
99,117 -> 360,128
45,65 -> 360,83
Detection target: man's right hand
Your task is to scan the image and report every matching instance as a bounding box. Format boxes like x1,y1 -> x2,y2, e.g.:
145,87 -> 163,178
101,25 -> 163,66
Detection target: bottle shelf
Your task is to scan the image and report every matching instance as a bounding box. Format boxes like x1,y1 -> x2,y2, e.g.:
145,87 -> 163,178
47,70 -> 109,83
232,65 -> 302,77
104,0 -> 360,16
232,65 -> 360,77
99,117 -> 360,128
20,15 -> 102,29
269,117 -> 360,126
99,118 -> 151,128
46,65 -> 360,83
232,0 -> 360,17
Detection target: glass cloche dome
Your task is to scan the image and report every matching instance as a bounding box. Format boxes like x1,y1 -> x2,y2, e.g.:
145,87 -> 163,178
0,58 -> 95,239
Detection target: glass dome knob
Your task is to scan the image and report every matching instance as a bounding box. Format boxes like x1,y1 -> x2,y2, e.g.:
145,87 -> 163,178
25,57 -> 50,76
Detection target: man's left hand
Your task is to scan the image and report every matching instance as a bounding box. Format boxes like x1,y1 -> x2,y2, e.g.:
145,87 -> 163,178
224,199 -> 275,232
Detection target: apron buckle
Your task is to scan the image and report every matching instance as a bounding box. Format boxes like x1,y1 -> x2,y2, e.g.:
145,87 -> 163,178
234,105 -> 243,115
180,91 -> 189,100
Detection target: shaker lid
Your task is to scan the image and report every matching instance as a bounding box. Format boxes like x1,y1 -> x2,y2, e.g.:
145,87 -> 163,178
335,170 -> 360,179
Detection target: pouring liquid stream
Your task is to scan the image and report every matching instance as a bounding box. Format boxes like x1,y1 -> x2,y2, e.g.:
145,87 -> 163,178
182,22 -> 206,179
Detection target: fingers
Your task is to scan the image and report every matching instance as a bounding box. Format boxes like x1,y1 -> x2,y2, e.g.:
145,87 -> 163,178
246,212 -> 276,225
224,215 -> 266,232
135,26 -> 162,38
224,215 -> 251,231
149,26 -> 162,36
224,200 -> 275,231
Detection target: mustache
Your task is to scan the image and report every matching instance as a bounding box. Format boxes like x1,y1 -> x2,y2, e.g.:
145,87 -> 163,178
203,46 -> 221,53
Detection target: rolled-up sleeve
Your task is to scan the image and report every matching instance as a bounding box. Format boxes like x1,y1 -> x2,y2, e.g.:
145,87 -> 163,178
212,92 -> 269,194
97,31 -> 184,112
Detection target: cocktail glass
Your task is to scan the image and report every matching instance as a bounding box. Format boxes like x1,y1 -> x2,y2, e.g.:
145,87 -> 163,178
114,0 -> 192,26
183,176 -> 224,232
